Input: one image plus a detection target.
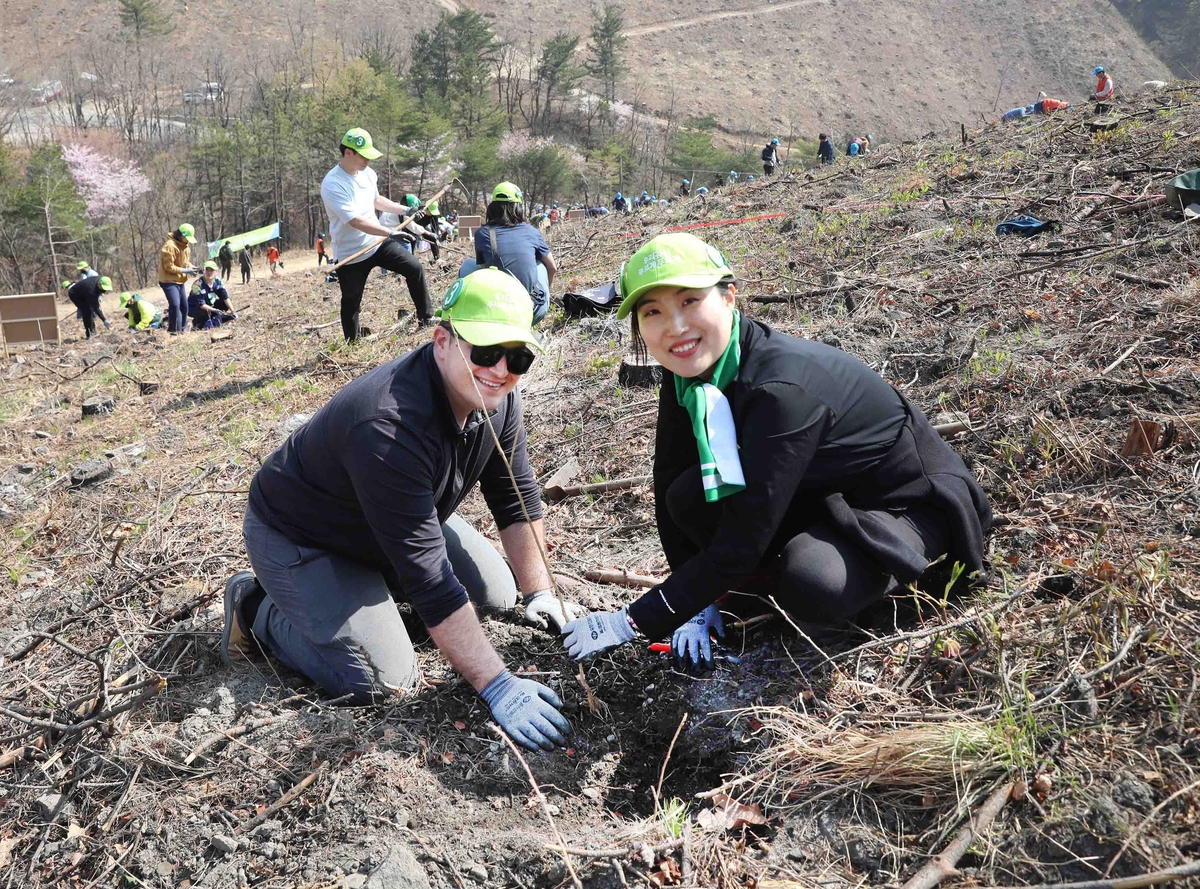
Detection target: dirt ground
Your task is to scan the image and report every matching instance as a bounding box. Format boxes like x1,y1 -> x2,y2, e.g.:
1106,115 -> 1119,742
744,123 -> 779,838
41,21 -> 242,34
3,86 -> 1200,888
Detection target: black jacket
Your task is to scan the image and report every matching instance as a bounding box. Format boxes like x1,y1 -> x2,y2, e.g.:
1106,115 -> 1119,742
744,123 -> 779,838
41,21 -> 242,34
818,139 -> 835,164
627,320 -> 992,637
66,276 -> 104,308
249,344 -> 542,626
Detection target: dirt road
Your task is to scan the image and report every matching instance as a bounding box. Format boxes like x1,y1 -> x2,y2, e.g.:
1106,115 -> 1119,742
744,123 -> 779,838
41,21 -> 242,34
622,0 -> 828,38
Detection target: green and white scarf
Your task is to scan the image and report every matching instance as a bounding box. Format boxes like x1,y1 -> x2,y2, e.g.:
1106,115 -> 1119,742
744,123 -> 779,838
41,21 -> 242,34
674,311 -> 746,502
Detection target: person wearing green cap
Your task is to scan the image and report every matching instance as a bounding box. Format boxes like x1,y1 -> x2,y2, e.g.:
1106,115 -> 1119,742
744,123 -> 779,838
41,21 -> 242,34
320,127 -> 432,340
158,223 -> 199,334
221,269 -> 582,751
456,182 -> 556,323
188,261 -> 237,329
380,195 -> 442,262
562,232 -> 992,672
119,291 -> 163,330
70,260 -> 103,325
65,274 -> 114,339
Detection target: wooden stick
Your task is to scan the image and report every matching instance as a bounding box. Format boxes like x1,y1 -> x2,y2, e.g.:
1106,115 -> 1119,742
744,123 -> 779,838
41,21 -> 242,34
183,712 -> 291,765
1113,271 -> 1172,288
900,781 -> 1014,889
977,859 -> 1200,889
496,729 -> 583,889
654,712 -> 688,810
236,760 -> 328,834
1101,338 -> 1146,376
585,568 -> 662,588
544,475 -> 651,503
331,179 -> 459,270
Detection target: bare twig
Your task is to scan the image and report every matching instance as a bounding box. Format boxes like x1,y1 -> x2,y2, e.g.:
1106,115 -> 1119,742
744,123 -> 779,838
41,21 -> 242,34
236,761 -> 328,835
900,781 -> 1014,889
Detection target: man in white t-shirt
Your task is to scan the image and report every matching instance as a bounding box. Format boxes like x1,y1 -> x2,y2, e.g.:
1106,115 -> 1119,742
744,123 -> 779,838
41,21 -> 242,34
320,127 -> 432,341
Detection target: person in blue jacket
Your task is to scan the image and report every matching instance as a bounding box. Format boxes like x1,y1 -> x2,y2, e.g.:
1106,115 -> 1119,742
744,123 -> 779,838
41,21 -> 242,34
817,133 -> 835,164
188,261 -> 237,329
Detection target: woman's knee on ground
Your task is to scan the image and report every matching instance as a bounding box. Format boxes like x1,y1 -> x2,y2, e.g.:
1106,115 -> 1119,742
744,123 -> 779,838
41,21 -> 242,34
776,528 -> 891,622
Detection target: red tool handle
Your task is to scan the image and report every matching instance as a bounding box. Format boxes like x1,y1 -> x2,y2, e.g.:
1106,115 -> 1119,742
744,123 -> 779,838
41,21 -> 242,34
648,643 -> 671,653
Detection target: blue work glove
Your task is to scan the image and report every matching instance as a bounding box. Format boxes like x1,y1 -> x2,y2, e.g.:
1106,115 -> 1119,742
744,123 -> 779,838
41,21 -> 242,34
522,589 -> 586,633
479,670 -> 570,752
561,607 -> 636,662
671,604 -> 725,671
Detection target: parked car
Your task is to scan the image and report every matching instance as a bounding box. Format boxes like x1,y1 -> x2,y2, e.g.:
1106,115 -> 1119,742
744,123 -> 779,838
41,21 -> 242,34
32,80 -> 63,105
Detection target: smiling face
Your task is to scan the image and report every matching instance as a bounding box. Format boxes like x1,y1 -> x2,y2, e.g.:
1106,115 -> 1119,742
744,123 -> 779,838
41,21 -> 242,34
432,325 -> 521,426
634,283 -> 737,380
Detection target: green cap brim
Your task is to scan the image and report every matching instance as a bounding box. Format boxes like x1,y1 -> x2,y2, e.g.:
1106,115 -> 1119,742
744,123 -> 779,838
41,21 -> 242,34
449,318 -> 543,353
355,145 -> 382,160
615,270 -> 731,320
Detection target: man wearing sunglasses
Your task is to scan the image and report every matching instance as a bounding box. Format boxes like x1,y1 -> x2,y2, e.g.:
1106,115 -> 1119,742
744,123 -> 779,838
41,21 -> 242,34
221,269 -> 582,751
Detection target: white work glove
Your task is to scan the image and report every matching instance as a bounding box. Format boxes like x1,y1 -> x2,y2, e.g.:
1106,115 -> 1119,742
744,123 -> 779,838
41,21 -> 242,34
522,589 -> 585,633
181,267 -> 198,275
479,670 -> 570,752
561,607 -> 636,662
671,604 -> 725,671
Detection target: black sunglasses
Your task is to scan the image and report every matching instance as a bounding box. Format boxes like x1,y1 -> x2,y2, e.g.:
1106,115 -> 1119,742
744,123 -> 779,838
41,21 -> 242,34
469,343 -> 536,375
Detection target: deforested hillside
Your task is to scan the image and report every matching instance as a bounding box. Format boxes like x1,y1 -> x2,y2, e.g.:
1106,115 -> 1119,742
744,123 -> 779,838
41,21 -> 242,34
0,0 -> 1175,140
1,84 -> 1199,887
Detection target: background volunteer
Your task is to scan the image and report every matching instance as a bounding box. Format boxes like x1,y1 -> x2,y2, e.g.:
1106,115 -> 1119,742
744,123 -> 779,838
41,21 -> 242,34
320,127 -> 432,341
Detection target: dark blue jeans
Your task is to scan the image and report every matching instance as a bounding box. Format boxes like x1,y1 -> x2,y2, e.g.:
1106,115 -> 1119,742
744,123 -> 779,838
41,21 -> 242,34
159,282 -> 187,332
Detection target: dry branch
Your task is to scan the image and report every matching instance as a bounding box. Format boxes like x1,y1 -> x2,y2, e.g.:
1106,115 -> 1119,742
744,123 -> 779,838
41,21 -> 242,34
585,568 -> 662,588
544,475 -> 651,503
900,781 -> 1014,889
236,761 -> 328,834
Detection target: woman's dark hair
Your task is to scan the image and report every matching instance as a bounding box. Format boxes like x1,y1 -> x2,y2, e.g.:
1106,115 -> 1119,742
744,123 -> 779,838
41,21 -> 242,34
628,280 -> 736,365
485,200 -> 525,227
171,229 -> 186,242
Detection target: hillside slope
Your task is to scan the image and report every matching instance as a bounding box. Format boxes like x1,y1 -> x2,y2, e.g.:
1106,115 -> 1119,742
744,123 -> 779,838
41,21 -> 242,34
1,84 -> 1199,887
0,0 -> 1174,140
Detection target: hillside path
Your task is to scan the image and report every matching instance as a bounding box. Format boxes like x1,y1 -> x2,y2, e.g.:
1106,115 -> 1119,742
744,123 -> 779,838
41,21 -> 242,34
623,0 -> 829,37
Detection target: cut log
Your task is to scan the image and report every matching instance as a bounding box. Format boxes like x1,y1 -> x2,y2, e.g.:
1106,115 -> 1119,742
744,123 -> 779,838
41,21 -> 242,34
81,394 -> 115,417
618,355 -> 662,388
210,328 -> 234,342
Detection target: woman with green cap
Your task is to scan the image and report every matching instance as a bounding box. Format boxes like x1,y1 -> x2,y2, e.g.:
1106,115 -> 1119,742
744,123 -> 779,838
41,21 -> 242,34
158,223 -> 198,334
562,232 -> 992,671
457,182 -> 556,323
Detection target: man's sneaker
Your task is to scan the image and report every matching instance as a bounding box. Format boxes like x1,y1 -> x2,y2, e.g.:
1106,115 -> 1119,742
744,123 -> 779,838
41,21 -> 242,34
221,571 -> 260,665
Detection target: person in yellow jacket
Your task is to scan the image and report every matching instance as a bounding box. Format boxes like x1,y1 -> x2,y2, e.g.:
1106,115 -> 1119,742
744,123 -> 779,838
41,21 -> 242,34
158,223 -> 199,334
119,292 -> 163,330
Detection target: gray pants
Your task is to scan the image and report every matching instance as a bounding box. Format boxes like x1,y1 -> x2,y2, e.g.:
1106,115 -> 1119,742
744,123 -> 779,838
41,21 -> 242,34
242,504 -> 517,699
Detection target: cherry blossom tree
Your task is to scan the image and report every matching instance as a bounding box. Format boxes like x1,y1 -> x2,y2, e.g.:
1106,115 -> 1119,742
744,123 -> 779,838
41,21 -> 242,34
62,144 -> 151,221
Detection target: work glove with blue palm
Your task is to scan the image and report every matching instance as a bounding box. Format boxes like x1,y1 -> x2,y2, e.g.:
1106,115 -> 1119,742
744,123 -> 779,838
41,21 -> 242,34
561,606 -> 636,661
672,604 -> 725,671
479,669 -> 570,752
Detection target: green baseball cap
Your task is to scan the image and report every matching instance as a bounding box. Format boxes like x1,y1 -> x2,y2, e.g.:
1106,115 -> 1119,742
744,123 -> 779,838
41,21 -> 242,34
178,223 -> 197,243
491,181 -> 523,203
119,291 -> 132,307
98,276 -> 113,292
436,269 -> 542,351
616,232 -> 734,319
203,260 -> 218,271
404,194 -> 419,208
76,260 -> 89,271
342,127 -> 382,160
426,200 -> 440,216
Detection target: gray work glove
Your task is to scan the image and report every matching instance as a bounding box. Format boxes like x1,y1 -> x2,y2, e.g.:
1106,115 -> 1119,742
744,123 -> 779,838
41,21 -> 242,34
479,670 -> 570,752
561,606 -> 636,662
180,267 -> 198,275
389,229 -> 416,245
671,603 -> 725,671
523,589 -> 585,633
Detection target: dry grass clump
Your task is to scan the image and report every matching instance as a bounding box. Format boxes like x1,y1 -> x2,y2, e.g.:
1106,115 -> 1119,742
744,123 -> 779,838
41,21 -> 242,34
720,706 -> 1028,812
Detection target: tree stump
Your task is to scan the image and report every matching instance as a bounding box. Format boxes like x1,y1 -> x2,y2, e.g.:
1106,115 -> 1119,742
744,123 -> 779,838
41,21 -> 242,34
1090,116 -> 1122,133
210,328 -> 233,343
138,381 -> 160,396
618,354 -> 662,388
70,458 -> 113,487
81,394 -> 115,417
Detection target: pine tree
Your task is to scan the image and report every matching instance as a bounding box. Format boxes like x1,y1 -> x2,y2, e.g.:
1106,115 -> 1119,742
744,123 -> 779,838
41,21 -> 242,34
587,4 -> 627,106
